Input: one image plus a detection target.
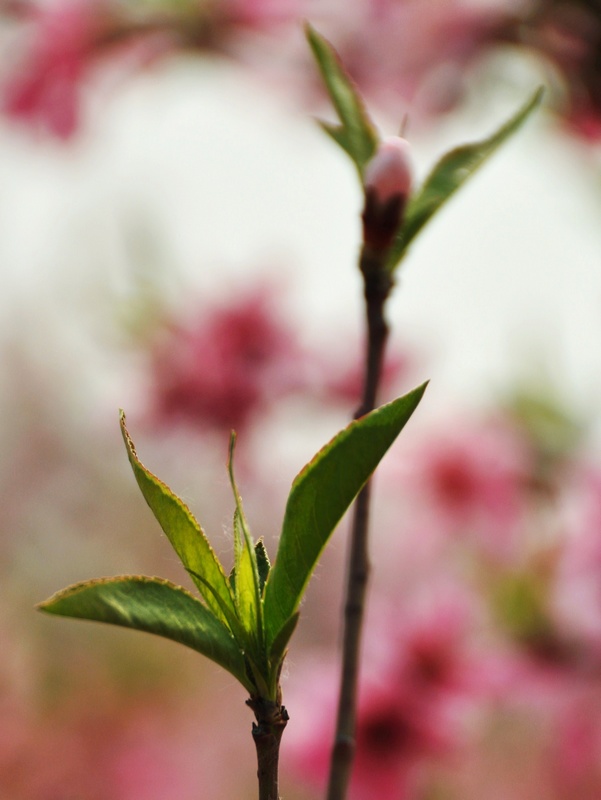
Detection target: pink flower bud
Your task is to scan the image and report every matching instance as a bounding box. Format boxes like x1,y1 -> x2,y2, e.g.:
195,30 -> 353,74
364,136 -> 413,203
362,136 -> 413,251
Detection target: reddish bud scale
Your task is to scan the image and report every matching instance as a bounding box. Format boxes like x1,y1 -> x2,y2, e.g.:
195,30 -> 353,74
362,136 -> 413,251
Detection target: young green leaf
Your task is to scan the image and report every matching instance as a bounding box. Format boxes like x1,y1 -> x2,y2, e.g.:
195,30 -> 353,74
263,384 -> 427,647
120,411 -> 236,625
39,576 -> 254,692
386,87 -> 544,271
233,510 -> 262,640
228,434 -> 263,651
306,23 -> 378,175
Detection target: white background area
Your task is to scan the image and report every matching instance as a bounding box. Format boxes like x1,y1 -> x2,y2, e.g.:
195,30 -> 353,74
1,55 -> 601,445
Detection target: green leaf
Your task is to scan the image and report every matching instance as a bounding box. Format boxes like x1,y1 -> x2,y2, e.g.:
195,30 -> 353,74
269,610 -> 299,666
263,384 -> 427,646
306,23 -> 378,175
120,412 -> 235,625
233,510 -> 261,638
39,576 -> 254,692
386,87 -> 544,271
228,434 -> 263,650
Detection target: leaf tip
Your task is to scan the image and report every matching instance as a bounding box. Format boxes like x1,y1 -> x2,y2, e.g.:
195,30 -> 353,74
304,20 -> 322,50
36,587 -> 72,616
521,85 -> 545,121
303,19 -> 315,38
119,409 -> 140,464
416,379 -> 430,397
228,430 -> 237,469
119,409 -> 129,438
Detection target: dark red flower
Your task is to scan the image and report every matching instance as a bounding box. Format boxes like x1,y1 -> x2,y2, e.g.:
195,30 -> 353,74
148,289 -> 307,433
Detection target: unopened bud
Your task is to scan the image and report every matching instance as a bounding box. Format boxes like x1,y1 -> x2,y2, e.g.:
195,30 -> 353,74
362,136 -> 412,251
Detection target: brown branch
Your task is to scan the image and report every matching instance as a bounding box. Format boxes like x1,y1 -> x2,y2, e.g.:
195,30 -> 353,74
326,248 -> 393,800
247,696 -> 289,800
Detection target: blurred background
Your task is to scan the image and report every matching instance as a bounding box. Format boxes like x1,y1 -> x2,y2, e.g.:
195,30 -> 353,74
2,1 -> 601,797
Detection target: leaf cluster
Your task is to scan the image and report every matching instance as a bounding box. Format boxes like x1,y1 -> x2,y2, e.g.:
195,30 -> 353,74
40,386 -> 426,701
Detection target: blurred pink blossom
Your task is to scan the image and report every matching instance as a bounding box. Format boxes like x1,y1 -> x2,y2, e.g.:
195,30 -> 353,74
553,467 -> 601,653
0,705 -> 198,800
405,417 -> 532,557
145,287 -> 415,432
313,0 -> 505,120
0,0 -> 301,136
2,0 -> 114,136
286,593 -> 488,799
3,0 -> 601,141
147,289 -> 309,433
550,692 -> 601,796
220,0 -> 301,29
318,346 -> 410,408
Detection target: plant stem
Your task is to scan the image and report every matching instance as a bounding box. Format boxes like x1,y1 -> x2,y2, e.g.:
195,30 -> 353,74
247,696 -> 289,800
326,249 -> 393,800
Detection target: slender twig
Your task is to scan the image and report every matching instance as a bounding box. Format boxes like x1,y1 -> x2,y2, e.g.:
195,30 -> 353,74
247,696 -> 289,800
326,248 -> 393,800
